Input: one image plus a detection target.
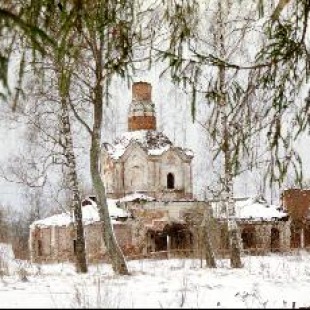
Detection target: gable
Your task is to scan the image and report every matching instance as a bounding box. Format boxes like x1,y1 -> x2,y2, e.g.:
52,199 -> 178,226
122,141 -> 148,165
161,148 -> 184,165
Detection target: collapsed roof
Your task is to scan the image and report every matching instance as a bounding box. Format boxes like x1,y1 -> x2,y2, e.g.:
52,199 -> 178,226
30,197 -> 132,228
30,193 -> 161,228
102,130 -> 194,160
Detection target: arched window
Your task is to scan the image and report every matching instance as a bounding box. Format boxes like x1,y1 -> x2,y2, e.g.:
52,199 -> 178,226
37,240 -> 43,256
130,165 -> 142,188
167,173 -> 175,189
271,227 -> 280,252
73,240 -> 77,255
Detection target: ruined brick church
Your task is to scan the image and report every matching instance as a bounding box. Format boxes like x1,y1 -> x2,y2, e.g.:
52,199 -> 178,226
29,82 -> 291,264
100,81 -> 194,201
29,82 -> 206,263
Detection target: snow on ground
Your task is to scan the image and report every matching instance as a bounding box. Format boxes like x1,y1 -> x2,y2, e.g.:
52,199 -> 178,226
1,252 -> 310,308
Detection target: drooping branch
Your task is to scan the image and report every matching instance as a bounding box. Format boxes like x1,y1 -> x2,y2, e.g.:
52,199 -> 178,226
271,0 -> 292,21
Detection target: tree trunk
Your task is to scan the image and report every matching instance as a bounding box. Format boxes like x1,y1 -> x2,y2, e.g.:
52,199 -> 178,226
220,71 -> 242,268
89,50 -> 129,275
224,140 -> 242,268
60,94 -> 88,273
201,208 -> 216,268
217,0 -> 242,269
271,0 -> 291,21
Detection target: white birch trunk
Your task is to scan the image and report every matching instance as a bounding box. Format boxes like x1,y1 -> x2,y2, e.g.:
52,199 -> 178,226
59,90 -> 88,273
217,0 -> 242,268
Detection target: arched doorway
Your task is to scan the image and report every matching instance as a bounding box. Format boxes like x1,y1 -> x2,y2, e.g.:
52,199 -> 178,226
163,223 -> 192,250
305,226 -> 310,247
241,227 -> 256,249
290,221 -> 301,248
271,228 -> 280,252
147,223 -> 193,255
167,173 -> 175,189
154,233 -> 167,252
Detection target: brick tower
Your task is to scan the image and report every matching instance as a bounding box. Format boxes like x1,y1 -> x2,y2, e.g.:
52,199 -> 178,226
128,82 -> 156,131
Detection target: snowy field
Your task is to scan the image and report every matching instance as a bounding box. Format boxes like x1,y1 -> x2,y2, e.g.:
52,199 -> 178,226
1,252 -> 310,308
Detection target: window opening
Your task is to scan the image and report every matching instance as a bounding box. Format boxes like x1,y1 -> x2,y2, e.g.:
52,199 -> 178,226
167,173 -> 175,189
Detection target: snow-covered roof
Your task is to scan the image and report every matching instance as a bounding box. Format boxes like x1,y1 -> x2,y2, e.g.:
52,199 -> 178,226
129,99 -> 155,114
102,130 -> 193,160
30,198 -> 131,228
211,196 -> 288,221
119,192 -> 156,203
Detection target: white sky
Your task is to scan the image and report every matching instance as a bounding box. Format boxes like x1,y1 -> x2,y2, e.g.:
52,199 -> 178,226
0,72 -> 309,210
0,0 -> 309,211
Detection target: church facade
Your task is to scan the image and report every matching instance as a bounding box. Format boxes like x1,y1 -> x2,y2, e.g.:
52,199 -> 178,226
100,81 -> 193,201
29,82 -> 204,263
29,82 -> 292,264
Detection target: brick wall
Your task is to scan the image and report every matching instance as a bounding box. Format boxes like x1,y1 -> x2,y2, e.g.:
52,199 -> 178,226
132,82 -> 152,101
30,222 -> 133,264
128,115 -> 156,131
282,189 -> 310,222
210,220 -> 290,256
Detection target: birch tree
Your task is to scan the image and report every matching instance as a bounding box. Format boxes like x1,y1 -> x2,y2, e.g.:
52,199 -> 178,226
69,0 -> 140,275
152,0 -> 276,267
52,0 -> 145,275
41,3 -> 89,274
58,64 -> 88,273
2,1 -> 89,273
0,0 -> 142,275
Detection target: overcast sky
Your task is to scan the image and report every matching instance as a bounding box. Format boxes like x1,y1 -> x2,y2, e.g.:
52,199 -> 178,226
1,65 -> 309,211
0,0 -> 309,211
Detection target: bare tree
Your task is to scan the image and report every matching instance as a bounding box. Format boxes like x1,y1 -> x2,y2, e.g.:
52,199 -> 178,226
215,0 -> 242,268
0,0 -> 147,275
71,0 -> 137,275
201,208 -> 216,268
150,0 -> 298,267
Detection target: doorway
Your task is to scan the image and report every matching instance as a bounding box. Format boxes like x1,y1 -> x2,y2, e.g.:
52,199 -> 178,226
271,228 -> 280,252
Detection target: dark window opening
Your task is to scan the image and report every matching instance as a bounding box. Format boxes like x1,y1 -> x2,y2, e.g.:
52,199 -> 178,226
73,240 -> 77,254
82,195 -> 97,206
189,232 -> 194,247
271,228 -> 280,252
290,226 -> 301,248
173,230 -> 193,250
89,196 -> 97,203
38,240 -> 43,256
167,173 -> 175,189
305,226 -> 310,247
241,228 -> 256,249
155,234 -> 167,252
